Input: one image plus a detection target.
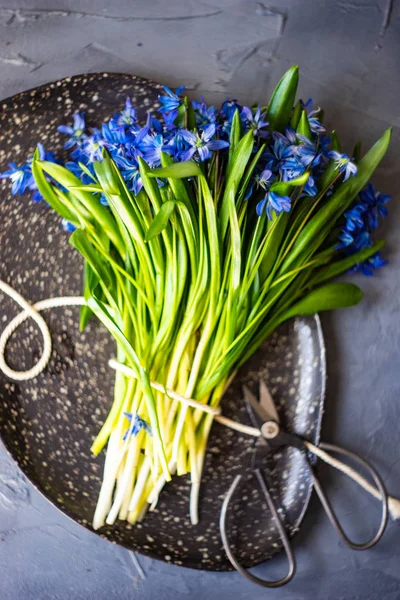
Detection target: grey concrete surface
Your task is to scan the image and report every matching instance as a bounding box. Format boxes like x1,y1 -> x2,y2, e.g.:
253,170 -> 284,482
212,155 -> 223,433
1,1 -> 400,598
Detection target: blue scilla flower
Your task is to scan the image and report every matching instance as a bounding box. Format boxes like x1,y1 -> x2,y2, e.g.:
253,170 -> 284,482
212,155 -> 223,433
240,106 -> 269,138
280,165 -> 317,197
352,252 -> 388,276
163,129 -> 188,161
279,158 -> 305,178
360,183 -> 391,217
300,99 -> 325,134
162,109 -> 179,131
126,125 -> 153,154
36,142 -> 58,163
31,189 -> 43,202
308,116 -> 325,135
256,191 -> 291,220
61,218 -> 77,233
343,204 -> 365,232
57,112 -> 86,149
180,124 -> 229,162
139,133 -> 172,167
281,128 -> 298,145
301,98 -> 313,112
220,119 -> 233,138
293,134 -> 321,168
29,180 -> 43,203
257,169 -> 274,190
123,412 -> 152,441
67,161 -> 86,177
145,111 -> 163,134
113,154 -> 143,195
328,151 -> 357,181
263,136 -> 293,173
0,162 -> 33,195
338,179 -> 390,271
364,207 -> 379,230
220,99 -> 244,138
192,98 -> 218,129
376,193 -> 390,217
109,97 -> 137,130
245,168 -> 274,201
318,134 -> 331,156
158,85 -> 185,113
302,174 -> 318,197
101,122 -> 133,156
337,228 -> 355,249
25,143 -> 60,202
342,185 -> 389,274
221,99 -> 243,121
81,129 -> 107,163
338,226 -> 372,251
354,230 -> 372,250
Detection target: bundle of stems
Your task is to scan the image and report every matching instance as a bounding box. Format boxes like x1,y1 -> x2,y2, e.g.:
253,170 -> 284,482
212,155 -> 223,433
4,66 -> 391,528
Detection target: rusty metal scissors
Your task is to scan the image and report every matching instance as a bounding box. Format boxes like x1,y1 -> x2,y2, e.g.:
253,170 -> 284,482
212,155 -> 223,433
219,380 -> 388,588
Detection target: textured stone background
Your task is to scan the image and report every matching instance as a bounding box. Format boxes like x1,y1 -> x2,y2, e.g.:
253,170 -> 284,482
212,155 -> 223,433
0,1 -> 400,599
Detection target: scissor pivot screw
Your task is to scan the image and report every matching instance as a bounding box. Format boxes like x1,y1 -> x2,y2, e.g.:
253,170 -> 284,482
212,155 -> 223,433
261,421 -> 280,439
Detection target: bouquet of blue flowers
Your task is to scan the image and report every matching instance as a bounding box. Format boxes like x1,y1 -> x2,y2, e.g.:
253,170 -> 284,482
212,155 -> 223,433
1,66 -> 391,529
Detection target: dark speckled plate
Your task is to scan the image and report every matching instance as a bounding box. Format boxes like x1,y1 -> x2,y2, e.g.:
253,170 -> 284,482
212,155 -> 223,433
0,73 -> 325,571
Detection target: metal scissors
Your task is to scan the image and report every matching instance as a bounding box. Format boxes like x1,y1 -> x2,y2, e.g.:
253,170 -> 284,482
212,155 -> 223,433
220,380 -> 388,588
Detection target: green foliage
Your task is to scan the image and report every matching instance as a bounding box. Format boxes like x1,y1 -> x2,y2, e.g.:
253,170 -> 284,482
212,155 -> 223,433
296,110 -> 312,139
266,65 -> 299,132
281,282 -> 363,320
28,66 -> 391,522
145,201 -> 176,241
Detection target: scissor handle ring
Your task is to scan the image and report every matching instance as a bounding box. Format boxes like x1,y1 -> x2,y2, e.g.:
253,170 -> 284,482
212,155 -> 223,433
220,470 -> 296,588
309,442 -> 388,550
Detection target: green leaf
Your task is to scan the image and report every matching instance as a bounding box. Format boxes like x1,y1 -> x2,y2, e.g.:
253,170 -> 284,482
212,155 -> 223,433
148,161 -> 201,179
184,96 -> 196,130
78,162 -> 97,182
36,160 -> 84,189
281,127 -> 392,272
281,282 -> 363,319
266,65 -> 299,132
39,158 -> 125,257
159,152 -> 198,234
290,100 -> 302,129
220,130 -> 254,238
270,172 -> 309,195
197,176 -> 221,318
93,155 -> 119,194
174,103 -> 186,128
32,153 -> 78,223
227,109 -> 242,176
318,131 -> 342,192
296,110 -> 312,139
70,229 -> 113,289
259,212 -> 290,281
331,130 -> 341,152
138,156 -> 162,211
79,261 -> 96,330
145,201 -> 176,241
70,185 -> 103,193
87,294 -> 170,479
237,143 -> 266,204
308,241 -> 385,287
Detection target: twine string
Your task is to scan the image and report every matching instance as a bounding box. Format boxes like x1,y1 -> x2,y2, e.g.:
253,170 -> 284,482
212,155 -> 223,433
1,279 -> 399,520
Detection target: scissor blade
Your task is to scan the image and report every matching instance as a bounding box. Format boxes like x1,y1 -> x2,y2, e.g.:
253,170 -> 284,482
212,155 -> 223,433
259,379 -> 280,424
242,384 -> 271,426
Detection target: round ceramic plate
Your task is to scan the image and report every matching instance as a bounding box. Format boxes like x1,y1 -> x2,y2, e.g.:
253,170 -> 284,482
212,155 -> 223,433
0,73 -> 325,571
